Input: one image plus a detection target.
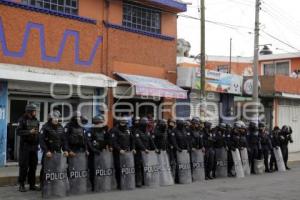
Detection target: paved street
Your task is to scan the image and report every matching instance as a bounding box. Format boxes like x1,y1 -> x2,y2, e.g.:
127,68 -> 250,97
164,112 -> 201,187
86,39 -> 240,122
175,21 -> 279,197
0,162 -> 299,200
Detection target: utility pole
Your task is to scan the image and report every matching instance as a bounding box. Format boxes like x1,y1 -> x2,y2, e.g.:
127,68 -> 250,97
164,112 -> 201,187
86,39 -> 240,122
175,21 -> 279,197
252,0 -> 260,122
200,0 -> 206,120
229,38 -> 232,73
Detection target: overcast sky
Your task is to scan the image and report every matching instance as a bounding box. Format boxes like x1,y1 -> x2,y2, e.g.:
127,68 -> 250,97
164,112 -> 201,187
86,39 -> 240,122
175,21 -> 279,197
177,0 -> 300,57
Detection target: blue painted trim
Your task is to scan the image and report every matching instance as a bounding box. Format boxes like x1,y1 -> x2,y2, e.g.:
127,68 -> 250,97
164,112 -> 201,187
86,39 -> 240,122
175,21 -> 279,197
104,22 -> 175,41
0,17 -> 103,66
0,0 -> 96,24
150,0 -> 187,12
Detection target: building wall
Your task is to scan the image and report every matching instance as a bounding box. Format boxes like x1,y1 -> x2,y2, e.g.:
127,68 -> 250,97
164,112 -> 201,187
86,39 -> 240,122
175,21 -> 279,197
0,4 -> 103,73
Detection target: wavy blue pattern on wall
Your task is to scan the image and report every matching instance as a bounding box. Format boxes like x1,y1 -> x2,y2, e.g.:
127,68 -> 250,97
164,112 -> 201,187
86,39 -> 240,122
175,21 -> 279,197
0,17 -> 102,66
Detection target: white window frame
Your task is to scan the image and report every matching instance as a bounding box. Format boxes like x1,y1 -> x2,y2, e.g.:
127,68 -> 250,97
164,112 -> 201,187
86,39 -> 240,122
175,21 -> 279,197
261,59 -> 291,76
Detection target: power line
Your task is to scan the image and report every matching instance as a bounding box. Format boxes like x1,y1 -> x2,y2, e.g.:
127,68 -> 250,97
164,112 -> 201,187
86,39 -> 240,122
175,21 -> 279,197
261,30 -> 300,51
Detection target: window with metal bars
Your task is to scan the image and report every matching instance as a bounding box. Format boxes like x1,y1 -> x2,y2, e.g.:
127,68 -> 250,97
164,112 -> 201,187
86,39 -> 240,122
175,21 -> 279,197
21,0 -> 78,15
122,1 -> 161,34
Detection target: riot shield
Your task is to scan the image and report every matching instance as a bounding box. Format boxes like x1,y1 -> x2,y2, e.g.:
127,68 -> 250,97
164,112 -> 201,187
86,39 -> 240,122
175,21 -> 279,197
254,159 -> 265,174
231,149 -> 245,178
215,148 -> 228,178
176,150 -> 192,184
142,151 -> 160,187
94,150 -> 117,192
273,147 -> 286,172
240,148 -> 251,176
157,151 -> 174,186
120,151 -> 135,190
68,152 -> 88,195
42,153 -> 68,198
191,150 -> 205,181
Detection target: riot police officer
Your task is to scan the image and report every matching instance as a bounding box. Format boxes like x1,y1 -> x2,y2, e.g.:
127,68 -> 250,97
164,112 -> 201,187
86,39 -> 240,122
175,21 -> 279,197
17,104 -> 40,192
111,117 -> 136,189
239,122 -> 248,151
248,121 -> 261,174
190,118 -> 204,151
228,121 -> 242,177
280,125 -> 293,170
270,126 -> 281,171
153,119 -> 169,152
225,124 -> 234,177
40,111 -> 69,190
213,123 -> 227,178
203,121 -> 216,180
258,122 -> 272,173
87,115 -> 110,191
65,111 -> 89,157
169,119 -> 191,182
167,119 -> 177,178
134,117 -> 157,187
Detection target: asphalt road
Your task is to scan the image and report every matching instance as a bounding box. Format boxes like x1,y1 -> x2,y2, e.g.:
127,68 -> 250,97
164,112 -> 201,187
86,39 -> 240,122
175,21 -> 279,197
1,162 -> 299,200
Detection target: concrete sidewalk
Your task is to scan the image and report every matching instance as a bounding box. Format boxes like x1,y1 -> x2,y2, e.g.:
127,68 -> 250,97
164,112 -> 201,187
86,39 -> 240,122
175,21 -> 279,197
0,152 -> 299,187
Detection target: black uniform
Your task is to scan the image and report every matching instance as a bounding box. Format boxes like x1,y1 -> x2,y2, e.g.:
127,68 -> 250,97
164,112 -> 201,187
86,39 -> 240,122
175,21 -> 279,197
111,124 -> 135,189
167,121 -> 176,179
64,120 -> 88,153
39,121 -> 68,186
87,126 -> 110,190
17,114 -> 40,189
248,124 -> 261,174
190,126 -> 204,150
169,120 -> 191,182
259,130 -> 272,172
228,128 -> 240,175
203,122 -> 216,180
134,121 -> 156,187
279,126 -> 293,170
153,120 -> 169,151
270,128 -> 281,171
213,126 -> 227,177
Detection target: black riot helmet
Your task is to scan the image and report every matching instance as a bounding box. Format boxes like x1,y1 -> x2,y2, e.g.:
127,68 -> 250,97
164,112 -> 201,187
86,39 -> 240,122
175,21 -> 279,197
139,117 -> 149,131
219,122 -> 226,130
157,119 -> 167,131
204,121 -> 212,130
176,119 -> 184,130
248,121 -> 258,131
92,115 -> 105,125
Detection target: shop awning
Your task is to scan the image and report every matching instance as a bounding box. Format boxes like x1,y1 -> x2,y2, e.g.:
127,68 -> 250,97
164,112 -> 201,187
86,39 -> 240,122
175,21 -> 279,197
0,63 -> 117,88
116,73 -> 187,99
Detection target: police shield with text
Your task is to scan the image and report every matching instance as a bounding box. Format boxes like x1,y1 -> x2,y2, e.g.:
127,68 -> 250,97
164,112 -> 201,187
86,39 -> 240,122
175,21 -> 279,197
111,117 -> 136,190
17,104 -> 40,192
258,122 -> 272,173
65,111 -> 89,195
134,117 -> 158,187
87,115 -> 116,192
170,119 -> 192,184
153,119 -> 174,186
214,123 -> 228,178
190,117 -> 205,181
40,110 -> 69,198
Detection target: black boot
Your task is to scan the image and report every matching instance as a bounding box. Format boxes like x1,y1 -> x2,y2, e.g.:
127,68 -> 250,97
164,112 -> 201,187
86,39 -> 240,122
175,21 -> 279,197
29,185 -> 41,191
19,184 -> 27,192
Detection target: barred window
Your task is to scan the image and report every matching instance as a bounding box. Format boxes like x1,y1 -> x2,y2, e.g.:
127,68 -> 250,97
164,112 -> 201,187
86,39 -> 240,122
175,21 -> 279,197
123,2 -> 161,34
22,0 -> 78,15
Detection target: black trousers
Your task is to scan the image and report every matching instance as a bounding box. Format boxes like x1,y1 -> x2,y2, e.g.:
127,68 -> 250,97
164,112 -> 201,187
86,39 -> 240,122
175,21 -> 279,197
227,150 -> 233,174
113,151 -> 121,189
249,147 -> 259,173
281,145 -> 289,168
88,152 -> 95,191
18,144 -> 38,186
205,148 -> 215,177
134,151 -> 144,187
270,149 -> 277,171
261,149 -> 270,171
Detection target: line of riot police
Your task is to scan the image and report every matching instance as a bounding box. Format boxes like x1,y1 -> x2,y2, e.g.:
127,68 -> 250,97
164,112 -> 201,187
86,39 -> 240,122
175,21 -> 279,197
16,104 -> 293,198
